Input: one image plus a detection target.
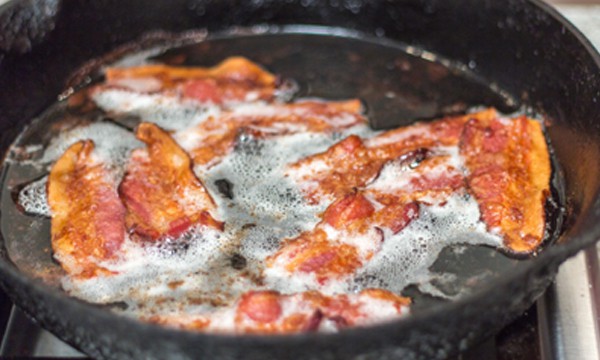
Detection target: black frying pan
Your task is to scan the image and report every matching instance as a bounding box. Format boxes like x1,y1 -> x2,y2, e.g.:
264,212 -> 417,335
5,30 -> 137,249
0,0 -> 599,359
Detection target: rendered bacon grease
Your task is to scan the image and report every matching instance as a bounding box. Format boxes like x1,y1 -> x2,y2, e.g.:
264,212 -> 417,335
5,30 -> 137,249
19,57 -> 551,334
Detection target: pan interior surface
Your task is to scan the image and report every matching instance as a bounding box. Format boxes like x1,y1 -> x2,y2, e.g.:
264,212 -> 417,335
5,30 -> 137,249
0,28 -> 563,319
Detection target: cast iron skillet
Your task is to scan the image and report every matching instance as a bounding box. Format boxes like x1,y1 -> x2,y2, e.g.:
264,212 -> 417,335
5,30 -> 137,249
0,0 -> 599,359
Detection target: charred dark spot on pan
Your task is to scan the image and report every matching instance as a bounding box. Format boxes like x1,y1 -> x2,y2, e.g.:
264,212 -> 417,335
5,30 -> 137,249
214,178 -> 234,200
230,253 -> 247,270
241,223 -> 256,230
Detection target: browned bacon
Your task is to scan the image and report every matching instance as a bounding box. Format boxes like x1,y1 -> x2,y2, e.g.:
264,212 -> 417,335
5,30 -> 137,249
119,123 -> 222,241
460,115 -> 550,253
146,289 -> 410,334
233,289 -> 410,333
104,57 -> 277,104
267,228 -> 366,285
270,140 -> 472,284
266,191 -> 419,284
48,140 -> 126,278
287,109 -> 496,203
180,99 -> 367,167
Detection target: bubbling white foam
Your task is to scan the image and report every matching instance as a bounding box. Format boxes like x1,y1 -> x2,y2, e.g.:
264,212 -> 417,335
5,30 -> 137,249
62,226 -> 253,312
41,122 -> 142,169
203,130 -> 363,263
15,79 -> 517,327
17,176 -> 50,217
353,193 -> 502,295
92,89 -> 221,131
19,122 -> 141,216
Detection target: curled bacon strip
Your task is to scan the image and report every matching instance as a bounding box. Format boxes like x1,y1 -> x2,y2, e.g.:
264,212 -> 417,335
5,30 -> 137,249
266,192 -> 419,285
48,141 -> 125,278
104,56 -> 277,104
460,115 -> 550,253
119,123 -> 222,241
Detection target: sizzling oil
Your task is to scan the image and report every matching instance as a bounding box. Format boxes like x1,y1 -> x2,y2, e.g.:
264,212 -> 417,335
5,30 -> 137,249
0,27 -> 563,319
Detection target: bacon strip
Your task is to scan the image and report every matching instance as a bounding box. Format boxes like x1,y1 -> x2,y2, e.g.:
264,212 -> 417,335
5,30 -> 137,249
119,123 -> 222,241
266,228 -> 366,284
177,99 -> 366,167
104,57 -> 277,104
266,191 -> 419,284
146,289 -> 410,334
48,141 -> 125,278
234,289 -> 410,333
270,129 -> 472,284
287,109 -> 496,203
460,115 -> 550,253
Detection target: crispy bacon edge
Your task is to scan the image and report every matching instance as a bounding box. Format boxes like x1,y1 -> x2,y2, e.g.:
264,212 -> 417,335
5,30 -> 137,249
48,140 -> 125,278
460,115 -> 551,253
